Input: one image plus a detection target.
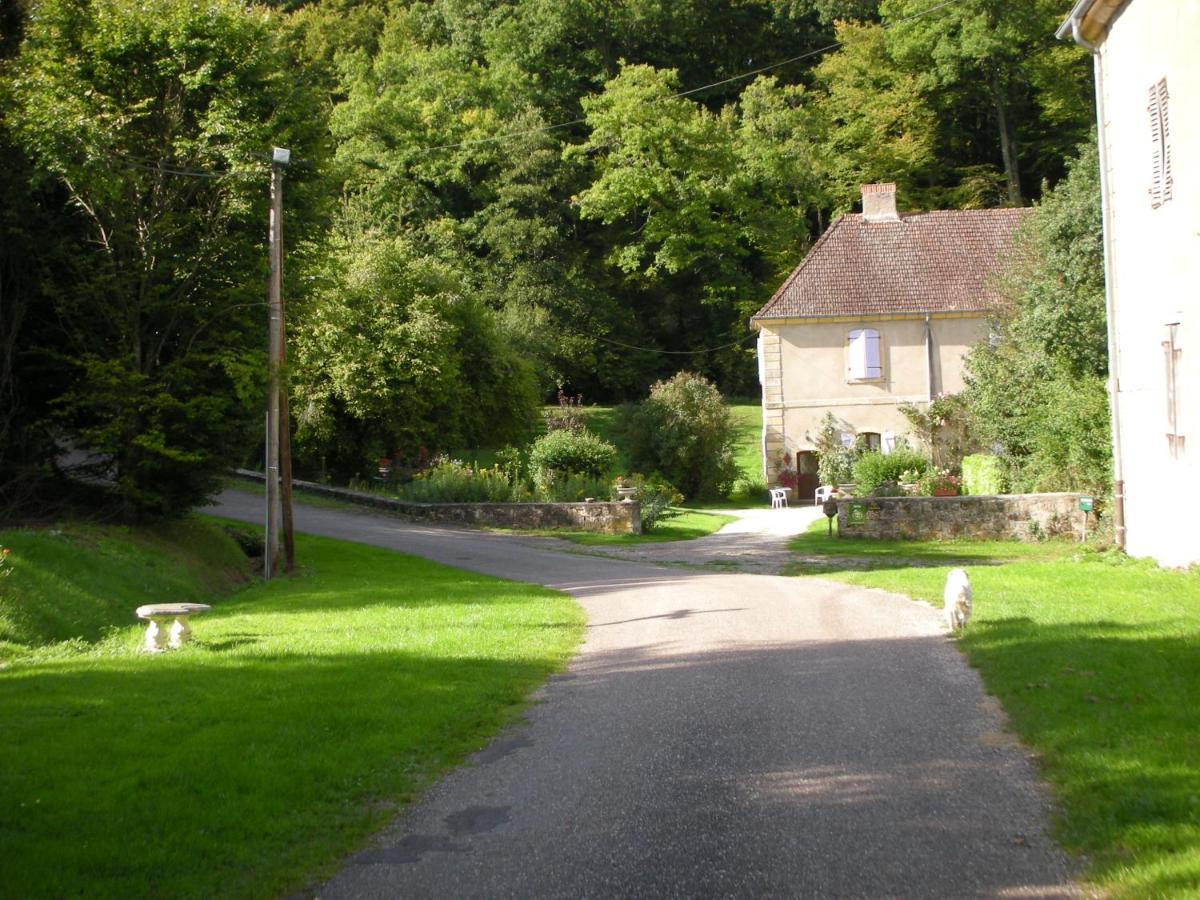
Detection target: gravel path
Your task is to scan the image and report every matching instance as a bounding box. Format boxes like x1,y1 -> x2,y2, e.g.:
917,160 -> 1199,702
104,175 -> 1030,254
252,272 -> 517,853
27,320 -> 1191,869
524,506 -> 827,574
210,490 -> 1077,898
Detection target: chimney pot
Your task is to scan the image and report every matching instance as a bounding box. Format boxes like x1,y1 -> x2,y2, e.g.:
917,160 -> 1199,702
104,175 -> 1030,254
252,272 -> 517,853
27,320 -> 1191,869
861,183 -> 899,223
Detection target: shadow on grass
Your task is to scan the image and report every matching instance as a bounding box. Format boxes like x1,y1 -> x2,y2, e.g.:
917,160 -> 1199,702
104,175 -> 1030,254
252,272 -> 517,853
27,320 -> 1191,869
0,648 -> 571,900
958,616 -> 1200,890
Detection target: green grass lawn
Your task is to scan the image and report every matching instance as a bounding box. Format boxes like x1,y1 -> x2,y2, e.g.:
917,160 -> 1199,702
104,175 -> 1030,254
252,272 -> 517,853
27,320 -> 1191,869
790,520 -> 1200,896
0,521 -> 583,899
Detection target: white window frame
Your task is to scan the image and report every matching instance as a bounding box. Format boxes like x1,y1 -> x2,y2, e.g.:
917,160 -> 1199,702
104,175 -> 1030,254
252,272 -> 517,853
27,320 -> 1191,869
846,328 -> 883,382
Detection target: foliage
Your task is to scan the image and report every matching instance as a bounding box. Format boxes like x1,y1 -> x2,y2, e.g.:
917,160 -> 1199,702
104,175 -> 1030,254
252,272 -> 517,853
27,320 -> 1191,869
811,21 -> 938,212
619,372 -> 739,500
528,428 -> 618,494
880,0 -> 1093,206
852,449 -> 930,496
961,454 -> 1006,496
898,394 -> 977,470
908,466 -> 962,496
6,0 -> 326,517
543,391 -> 586,433
291,223 -> 539,480
619,473 -> 684,532
0,523 -> 582,897
809,413 -> 856,486
963,140 -> 1111,493
394,460 -> 521,504
534,472 -> 613,503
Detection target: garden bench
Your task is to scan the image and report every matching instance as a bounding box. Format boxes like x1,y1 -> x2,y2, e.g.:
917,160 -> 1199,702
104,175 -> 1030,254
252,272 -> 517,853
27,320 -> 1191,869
135,603 -> 212,653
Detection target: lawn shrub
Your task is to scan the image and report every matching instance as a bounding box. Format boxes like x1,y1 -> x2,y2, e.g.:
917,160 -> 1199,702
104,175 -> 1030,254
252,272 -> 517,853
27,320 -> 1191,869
528,428 -> 617,494
619,371 -> 738,501
961,454 -> 1006,495
852,448 -> 929,495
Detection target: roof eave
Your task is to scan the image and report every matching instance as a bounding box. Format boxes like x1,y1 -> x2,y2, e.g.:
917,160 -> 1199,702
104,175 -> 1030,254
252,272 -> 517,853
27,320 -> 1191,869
750,307 -> 996,326
1056,0 -> 1128,47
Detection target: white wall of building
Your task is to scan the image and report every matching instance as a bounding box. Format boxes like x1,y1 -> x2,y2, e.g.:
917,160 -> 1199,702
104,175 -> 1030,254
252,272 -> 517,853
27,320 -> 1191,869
1097,0 -> 1199,566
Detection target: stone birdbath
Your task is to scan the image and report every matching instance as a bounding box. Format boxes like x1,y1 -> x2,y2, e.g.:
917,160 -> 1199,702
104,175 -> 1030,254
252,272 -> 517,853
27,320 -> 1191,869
135,603 -> 212,653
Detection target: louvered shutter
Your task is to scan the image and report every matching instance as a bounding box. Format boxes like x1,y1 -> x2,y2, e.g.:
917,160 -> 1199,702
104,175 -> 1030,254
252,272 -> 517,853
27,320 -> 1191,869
1149,78 -> 1173,208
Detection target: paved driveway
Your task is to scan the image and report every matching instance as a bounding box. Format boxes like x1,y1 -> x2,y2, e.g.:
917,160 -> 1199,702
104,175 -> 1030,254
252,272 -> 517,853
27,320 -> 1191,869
210,491 -> 1076,898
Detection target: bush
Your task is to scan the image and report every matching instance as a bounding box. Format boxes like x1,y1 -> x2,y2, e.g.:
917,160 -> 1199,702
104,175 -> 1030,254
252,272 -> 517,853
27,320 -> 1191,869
619,473 -> 684,531
528,428 -> 617,493
620,372 -> 738,501
528,427 -> 614,489
396,460 -> 516,503
534,472 -> 613,503
851,449 -> 930,496
961,454 -> 1006,495
809,413 -> 856,486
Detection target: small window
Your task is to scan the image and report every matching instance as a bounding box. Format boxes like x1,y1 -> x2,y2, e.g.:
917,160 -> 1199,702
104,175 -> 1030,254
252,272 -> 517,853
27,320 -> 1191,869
847,328 -> 882,380
861,432 -> 882,452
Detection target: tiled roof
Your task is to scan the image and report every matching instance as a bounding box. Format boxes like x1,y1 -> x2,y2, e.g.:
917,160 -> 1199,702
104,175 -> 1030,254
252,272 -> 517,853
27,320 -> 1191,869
752,208 -> 1030,321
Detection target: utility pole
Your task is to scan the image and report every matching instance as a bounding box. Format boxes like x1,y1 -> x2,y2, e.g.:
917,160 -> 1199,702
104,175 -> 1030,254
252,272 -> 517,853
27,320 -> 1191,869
265,146 -> 292,579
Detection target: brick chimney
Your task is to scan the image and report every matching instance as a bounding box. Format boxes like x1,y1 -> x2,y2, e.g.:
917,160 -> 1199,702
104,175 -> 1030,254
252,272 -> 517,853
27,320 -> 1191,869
861,183 -> 899,223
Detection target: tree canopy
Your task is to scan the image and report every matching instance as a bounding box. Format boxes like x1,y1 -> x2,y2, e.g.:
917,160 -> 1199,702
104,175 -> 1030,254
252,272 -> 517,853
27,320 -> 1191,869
1,0 -> 1100,515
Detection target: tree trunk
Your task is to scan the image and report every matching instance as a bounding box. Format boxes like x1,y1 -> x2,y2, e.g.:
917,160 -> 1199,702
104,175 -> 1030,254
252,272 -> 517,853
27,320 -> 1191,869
989,69 -> 1023,206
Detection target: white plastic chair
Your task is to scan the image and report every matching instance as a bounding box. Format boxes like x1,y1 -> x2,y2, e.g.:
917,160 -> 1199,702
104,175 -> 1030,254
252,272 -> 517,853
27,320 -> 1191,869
770,487 -> 789,509
815,485 -> 834,505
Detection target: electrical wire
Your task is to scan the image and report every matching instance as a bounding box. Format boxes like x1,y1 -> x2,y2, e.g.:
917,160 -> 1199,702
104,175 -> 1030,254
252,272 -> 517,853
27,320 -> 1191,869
414,0 -> 967,156
591,331 -> 758,355
86,0 -> 965,175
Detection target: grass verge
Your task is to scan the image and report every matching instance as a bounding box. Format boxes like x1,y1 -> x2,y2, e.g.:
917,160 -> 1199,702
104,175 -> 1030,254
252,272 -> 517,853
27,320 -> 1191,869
0,520 -> 584,899
545,508 -> 736,545
789,519 -> 1200,896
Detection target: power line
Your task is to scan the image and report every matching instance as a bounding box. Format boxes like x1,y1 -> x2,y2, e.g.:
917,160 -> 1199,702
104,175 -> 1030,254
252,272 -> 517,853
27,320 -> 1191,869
414,0 -> 967,156
592,331 -> 758,356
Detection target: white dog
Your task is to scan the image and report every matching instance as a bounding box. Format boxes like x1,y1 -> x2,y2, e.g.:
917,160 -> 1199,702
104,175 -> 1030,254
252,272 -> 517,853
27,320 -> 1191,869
944,568 -> 973,633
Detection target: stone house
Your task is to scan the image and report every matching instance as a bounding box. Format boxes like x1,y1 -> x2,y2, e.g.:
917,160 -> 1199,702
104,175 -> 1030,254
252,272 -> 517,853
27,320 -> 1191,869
1058,0 -> 1198,566
750,184 -> 1028,496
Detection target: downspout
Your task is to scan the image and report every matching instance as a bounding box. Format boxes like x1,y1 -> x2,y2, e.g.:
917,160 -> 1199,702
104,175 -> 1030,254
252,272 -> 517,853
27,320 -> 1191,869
1062,9 -> 1127,549
924,315 -> 935,402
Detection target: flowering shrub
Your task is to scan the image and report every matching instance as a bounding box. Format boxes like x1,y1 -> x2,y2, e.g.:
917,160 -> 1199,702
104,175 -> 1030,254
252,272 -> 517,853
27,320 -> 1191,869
0,547 -> 10,577
910,467 -> 962,496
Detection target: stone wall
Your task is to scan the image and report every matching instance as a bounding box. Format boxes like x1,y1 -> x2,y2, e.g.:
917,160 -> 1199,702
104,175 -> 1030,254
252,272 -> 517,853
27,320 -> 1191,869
233,471 -> 640,535
835,493 -> 1085,542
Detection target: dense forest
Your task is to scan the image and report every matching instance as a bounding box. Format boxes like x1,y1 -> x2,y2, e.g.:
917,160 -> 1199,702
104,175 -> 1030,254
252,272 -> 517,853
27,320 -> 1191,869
0,0 -> 1098,515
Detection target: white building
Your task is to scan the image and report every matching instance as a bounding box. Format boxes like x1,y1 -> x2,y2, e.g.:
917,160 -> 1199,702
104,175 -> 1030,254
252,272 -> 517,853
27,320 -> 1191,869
1059,0 -> 1199,567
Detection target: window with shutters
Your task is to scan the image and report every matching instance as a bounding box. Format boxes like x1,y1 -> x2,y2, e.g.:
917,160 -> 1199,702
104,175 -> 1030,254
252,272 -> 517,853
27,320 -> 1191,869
1148,78 -> 1173,209
846,328 -> 883,381
1164,322 -> 1185,458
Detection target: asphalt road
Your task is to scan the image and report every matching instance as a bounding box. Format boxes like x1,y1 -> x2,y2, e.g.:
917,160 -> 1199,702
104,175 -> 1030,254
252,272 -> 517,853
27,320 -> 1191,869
210,491 -> 1077,898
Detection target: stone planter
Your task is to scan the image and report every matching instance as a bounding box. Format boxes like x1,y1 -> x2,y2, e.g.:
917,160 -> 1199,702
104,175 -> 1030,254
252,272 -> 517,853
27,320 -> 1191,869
616,486 -> 638,502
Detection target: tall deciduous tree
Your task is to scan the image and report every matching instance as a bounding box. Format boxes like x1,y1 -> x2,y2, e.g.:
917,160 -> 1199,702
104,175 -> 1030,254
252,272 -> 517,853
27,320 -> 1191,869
10,0 -> 326,516
963,140 -> 1111,492
881,0 -> 1092,206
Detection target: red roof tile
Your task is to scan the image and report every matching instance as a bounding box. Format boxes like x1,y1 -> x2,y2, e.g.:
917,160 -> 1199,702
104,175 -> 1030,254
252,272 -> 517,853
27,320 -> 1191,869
752,208 -> 1030,321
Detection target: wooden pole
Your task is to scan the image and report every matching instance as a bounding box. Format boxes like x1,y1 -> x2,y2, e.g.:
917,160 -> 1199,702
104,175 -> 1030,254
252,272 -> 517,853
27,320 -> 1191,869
277,165 -> 295,573
265,163 -> 283,579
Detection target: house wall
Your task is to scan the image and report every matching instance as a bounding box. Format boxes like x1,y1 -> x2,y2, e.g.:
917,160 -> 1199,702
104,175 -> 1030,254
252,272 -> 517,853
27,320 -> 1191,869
1096,0 -> 1199,566
758,314 -> 988,481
